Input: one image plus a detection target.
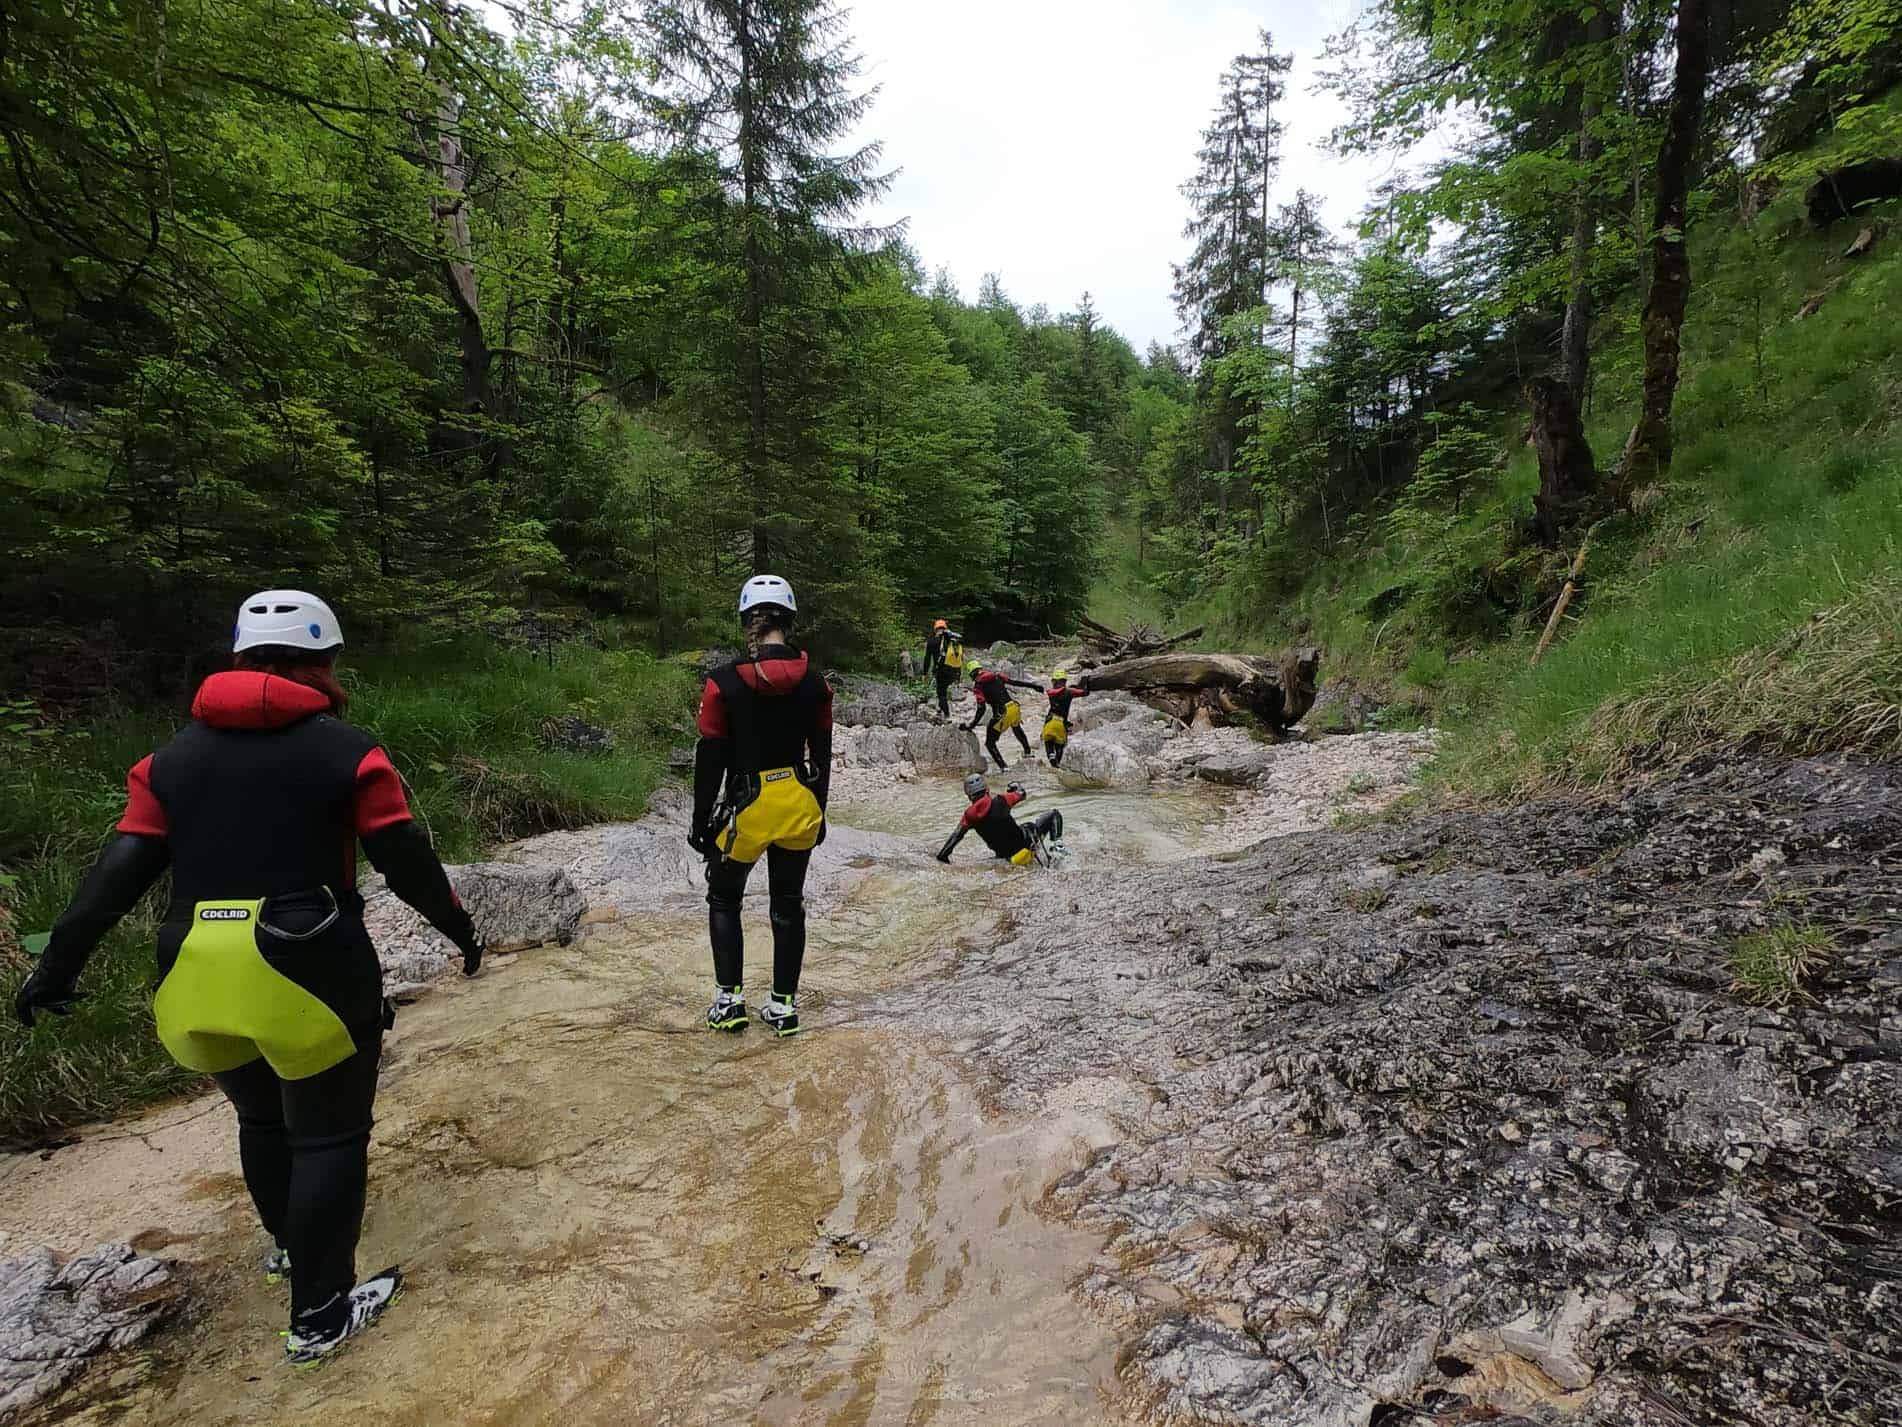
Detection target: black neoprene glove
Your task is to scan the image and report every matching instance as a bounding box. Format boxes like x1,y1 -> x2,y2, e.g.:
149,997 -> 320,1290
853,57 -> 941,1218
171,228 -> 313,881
13,962 -> 82,1028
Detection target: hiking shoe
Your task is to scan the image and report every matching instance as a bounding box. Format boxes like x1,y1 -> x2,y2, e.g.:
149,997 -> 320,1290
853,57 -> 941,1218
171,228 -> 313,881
1046,840 -> 1071,857
284,1267 -> 402,1365
758,993 -> 801,1038
263,1247 -> 291,1286
707,990 -> 747,1032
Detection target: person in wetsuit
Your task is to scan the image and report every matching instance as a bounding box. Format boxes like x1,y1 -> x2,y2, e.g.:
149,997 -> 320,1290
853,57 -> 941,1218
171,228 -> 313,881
936,774 -> 1063,866
965,662 -> 1041,770
1040,669 -> 1089,768
923,619 -> 964,719
12,591 -> 486,1364
689,575 -> 833,1038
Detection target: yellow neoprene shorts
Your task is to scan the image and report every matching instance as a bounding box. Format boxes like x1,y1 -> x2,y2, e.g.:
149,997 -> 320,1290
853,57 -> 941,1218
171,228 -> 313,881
996,700 -> 1022,734
1008,847 -> 1035,867
1041,715 -> 1068,745
153,900 -> 359,1080
718,766 -> 824,865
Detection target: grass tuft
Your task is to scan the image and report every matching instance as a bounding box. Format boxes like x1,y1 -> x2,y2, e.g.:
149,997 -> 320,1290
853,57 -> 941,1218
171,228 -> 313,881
1727,923 -> 1836,1006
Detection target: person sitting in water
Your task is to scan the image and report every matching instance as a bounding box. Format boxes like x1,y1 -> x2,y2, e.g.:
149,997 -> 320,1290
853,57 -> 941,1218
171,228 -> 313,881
1040,668 -> 1089,768
964,662 -> 1041,770
935,774 -> 1065,865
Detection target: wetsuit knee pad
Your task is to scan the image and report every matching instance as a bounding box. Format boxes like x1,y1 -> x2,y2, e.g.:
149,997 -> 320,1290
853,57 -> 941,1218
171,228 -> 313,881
767,895 -> 805,927
286,1123 -> 373,1154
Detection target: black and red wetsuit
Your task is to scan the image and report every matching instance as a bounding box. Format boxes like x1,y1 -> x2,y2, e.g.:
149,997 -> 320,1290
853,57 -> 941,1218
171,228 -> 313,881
691,647 -> 834,998
935,789 -> 1062,863
22,669 -> 480,1338
965,669 -> 1039,768
1042,682 -> 1088,766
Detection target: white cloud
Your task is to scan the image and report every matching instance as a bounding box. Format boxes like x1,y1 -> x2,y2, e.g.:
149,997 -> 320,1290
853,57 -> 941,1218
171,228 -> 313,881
846,0 -> 1407,352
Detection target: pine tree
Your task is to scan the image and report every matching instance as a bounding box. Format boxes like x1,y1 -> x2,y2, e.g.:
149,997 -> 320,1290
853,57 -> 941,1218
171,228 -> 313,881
1267,189 -> 1341,406
646,0 -> 892,570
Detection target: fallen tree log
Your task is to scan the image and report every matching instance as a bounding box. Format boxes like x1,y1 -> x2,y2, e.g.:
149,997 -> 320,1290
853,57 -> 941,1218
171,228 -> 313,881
1084,648 -> 1321,731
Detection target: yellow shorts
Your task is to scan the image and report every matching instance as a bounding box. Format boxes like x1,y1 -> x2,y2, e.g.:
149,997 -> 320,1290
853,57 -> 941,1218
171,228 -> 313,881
1008,847 -> 1035,867
995,701 -> 1022,734
719,766 -> 824,865
1041,716 -> 1068,745
154,900 -> 360,1080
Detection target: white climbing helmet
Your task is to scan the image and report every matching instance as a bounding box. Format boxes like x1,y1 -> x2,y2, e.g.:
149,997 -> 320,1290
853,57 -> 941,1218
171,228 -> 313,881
232,590 -> 344,655
738,574 -> 796,615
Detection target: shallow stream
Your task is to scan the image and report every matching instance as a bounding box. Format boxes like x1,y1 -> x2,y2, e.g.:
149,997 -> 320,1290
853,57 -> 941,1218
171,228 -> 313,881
4,761 -> 1264,1426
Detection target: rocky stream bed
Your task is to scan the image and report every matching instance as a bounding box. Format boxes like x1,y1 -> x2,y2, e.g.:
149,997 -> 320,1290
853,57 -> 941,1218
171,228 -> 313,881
1,673 -> 1896,1425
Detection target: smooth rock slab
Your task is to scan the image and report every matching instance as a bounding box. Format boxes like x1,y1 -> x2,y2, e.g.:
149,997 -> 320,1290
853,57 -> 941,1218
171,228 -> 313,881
366,861 -> 584,991
0,1244 -> 174,1420
904,720 -> 985,774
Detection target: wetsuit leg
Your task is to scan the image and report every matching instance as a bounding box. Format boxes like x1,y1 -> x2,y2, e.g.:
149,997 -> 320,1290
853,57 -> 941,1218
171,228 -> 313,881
705,855 -> 756,989
1046,739 -> 1064,768
765,845 -> 812,998
212,1055 -> 291,1254
255,1032 -> 383,1333
1025,810 -> 1062,847
984,725 -> 1006,769
1012,724 -> 1032,757
935,669 -> 953,717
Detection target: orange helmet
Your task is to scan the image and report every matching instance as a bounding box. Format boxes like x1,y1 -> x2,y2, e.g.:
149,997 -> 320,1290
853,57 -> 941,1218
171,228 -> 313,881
933,619 -> 948,630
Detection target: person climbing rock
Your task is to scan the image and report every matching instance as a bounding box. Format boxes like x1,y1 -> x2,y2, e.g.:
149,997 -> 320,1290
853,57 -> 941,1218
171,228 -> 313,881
965,662 -> 1041,770
923,619 -> 964,719
12,590 -> 486,1364
689,575 -> 832,1038
935,774 -> 1065,865
1041,669 -> 1089,768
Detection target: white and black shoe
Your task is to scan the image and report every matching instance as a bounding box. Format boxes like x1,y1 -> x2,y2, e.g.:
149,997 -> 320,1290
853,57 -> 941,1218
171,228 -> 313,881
757,992 -> 802,1038
284,1267 -> 402,1365
707,989 -> 747,1032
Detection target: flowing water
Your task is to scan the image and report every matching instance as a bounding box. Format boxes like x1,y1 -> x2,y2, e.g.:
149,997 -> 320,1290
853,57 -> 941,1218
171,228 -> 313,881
4,764 -> 1249,1426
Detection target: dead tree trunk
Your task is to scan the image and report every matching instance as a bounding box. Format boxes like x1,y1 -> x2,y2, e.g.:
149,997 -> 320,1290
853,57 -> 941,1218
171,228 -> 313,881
1619,0 -> 1713,489
1085,648 -> 1321,731
1525,375 -> 1598,544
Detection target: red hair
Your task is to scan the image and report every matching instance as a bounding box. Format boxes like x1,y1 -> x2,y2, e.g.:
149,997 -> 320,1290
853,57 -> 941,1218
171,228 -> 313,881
234,648 -> 349,713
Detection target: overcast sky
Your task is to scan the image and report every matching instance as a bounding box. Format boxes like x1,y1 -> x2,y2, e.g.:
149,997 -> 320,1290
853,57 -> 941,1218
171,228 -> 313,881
844,0 -> 1406,353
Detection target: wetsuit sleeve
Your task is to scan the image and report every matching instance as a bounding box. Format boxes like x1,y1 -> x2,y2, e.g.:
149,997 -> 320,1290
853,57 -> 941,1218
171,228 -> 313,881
937,822 -> 970,862
114,756 -> 168,836
353,747 -> 413,835
693,678 -> 731,835
361,822 -> 479,956
807,680 -> 833,809
1004,789 -> 1027,808
37,833 -> 171,988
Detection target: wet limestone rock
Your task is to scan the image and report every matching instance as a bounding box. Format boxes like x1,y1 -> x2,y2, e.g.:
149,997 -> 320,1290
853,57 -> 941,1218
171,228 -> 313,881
366,861 -> 584,991
1054,735 -> 1149,789
0,1244 -> 175,1420
1191,744 -> 1275,787
904,720 -> 984,774
835,724 -> 910,768
832,678 -> 917,729
913,753 -> 1902,1426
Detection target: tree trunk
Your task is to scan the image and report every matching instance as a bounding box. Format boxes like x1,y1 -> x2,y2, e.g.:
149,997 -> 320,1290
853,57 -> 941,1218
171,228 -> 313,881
1084,648 -> 1322,731
422,32 -> 491,426
1561,4 -> 1618,403
1525,376 -> 1598,544
736,0 -> 771,571
1620,0 -> 1712,488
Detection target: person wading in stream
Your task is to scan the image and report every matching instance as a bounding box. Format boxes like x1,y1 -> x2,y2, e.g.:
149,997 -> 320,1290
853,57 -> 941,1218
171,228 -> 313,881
935,774 -> 1066,866
689,575 -> 832,1038
923,619 -> 964,719
1040,669 -> 1089,769
12,591 -> 487,1364
965,662 -> 1040,771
